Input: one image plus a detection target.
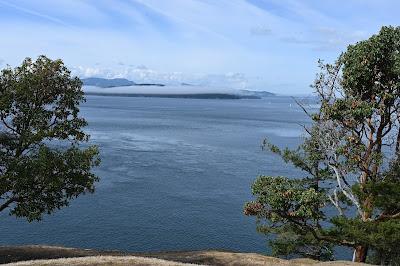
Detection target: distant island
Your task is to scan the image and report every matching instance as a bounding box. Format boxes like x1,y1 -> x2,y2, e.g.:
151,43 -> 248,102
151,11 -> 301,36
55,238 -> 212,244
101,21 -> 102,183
81,77 -> 165,88
85,92 -> 261,99
82,77 -> 276,99
240,90 -> 275,97
82,77 -> 135,87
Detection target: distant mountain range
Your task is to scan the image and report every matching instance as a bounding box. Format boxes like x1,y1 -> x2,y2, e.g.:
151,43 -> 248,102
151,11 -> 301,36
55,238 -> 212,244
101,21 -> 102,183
81,77 -> 165,88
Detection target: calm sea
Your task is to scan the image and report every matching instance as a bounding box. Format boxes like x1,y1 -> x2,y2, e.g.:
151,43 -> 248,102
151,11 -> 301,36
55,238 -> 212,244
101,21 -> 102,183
1,95 -> 313,254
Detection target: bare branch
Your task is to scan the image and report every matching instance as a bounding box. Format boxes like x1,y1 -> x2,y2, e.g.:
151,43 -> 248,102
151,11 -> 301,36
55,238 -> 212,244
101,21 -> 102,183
328,189 -> 344,216
329,164 -> 363,217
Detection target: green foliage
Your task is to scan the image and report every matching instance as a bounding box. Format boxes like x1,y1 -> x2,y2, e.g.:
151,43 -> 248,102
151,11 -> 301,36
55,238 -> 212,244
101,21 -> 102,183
245,26 -> 400,263
329,217 -> 400,263
342,26 -> 400,100
0,56 -> 100,221
247,176 -> 325,221
268,227 -> 334,261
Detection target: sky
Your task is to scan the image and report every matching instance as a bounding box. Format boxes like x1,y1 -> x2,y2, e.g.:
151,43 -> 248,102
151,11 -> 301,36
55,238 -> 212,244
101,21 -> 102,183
0,0 -> 399,94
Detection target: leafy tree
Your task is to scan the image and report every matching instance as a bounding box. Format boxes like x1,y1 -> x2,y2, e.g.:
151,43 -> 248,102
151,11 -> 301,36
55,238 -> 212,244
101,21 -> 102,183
0,56 -> 100,221
244,26 -> 400,263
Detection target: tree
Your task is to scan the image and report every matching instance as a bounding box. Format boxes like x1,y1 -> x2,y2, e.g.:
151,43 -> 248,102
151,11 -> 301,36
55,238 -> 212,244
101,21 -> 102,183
0,56 -> 100,222
244,26 -> 400,263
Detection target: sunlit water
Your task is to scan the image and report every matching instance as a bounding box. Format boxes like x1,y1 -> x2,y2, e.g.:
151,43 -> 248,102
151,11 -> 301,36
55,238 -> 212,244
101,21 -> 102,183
0,95 -> 325,255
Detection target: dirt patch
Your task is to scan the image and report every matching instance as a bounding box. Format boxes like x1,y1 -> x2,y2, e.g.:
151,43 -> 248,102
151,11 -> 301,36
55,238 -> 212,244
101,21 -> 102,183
3,256 -> 197,266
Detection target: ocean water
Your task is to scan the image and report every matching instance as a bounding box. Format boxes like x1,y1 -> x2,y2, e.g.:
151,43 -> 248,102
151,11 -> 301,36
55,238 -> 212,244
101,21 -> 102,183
0,95 -> 311,254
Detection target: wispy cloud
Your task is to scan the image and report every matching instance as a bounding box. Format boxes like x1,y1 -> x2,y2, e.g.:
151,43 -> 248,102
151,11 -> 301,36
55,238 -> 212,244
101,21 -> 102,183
280,27 -> 369,51
132,0 -> 232,42
250,26 -> 272,36
0,0 -> 69,26
0,0 -> 398,94
72,64 -> 251,90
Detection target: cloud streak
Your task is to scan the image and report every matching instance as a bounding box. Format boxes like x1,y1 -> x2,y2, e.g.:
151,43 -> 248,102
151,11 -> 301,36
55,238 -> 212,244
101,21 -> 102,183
0,0 -> 69,26
0,0 -> 398,94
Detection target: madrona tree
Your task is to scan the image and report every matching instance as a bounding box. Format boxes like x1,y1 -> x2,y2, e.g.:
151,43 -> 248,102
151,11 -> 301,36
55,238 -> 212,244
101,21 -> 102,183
0,56 -> 99,221
244,26 -> 400,263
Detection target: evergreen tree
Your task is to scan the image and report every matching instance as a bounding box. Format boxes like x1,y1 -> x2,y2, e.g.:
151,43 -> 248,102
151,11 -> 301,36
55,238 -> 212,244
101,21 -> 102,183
244,26 -> 400,263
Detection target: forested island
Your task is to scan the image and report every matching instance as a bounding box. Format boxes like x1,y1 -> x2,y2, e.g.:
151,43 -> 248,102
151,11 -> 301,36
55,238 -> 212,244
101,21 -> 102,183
85,92 -> 261,99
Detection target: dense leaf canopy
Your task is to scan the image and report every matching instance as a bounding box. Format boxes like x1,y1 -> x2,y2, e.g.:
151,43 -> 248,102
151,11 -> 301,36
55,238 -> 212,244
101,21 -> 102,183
0,56 -> 99,221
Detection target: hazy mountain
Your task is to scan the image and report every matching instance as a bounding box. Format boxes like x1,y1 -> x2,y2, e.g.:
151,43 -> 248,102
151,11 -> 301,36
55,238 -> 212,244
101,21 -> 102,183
240,90 -> 275,97
82,77 -> 166,88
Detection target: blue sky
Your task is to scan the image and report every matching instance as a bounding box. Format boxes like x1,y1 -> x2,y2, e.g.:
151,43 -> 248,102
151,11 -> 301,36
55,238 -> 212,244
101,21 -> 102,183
0,0 -> 398,94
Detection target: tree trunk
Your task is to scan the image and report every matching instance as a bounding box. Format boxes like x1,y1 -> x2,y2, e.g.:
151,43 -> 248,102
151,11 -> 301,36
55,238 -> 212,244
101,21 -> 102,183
353,245 -> 368,263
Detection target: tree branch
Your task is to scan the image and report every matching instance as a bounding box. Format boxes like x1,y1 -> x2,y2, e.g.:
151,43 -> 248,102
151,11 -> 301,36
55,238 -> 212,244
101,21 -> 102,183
328,189 -> 344,216
375,211 -> 400,222
0,197 -> 18,212
329,164 -> 363,217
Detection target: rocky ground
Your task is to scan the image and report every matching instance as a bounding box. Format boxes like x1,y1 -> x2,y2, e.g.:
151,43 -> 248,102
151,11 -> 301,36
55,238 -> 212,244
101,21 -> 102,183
0,245 -> 364,266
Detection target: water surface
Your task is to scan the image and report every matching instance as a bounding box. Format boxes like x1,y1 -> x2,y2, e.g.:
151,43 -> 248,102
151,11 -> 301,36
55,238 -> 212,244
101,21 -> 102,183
0,96 -> 309,254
